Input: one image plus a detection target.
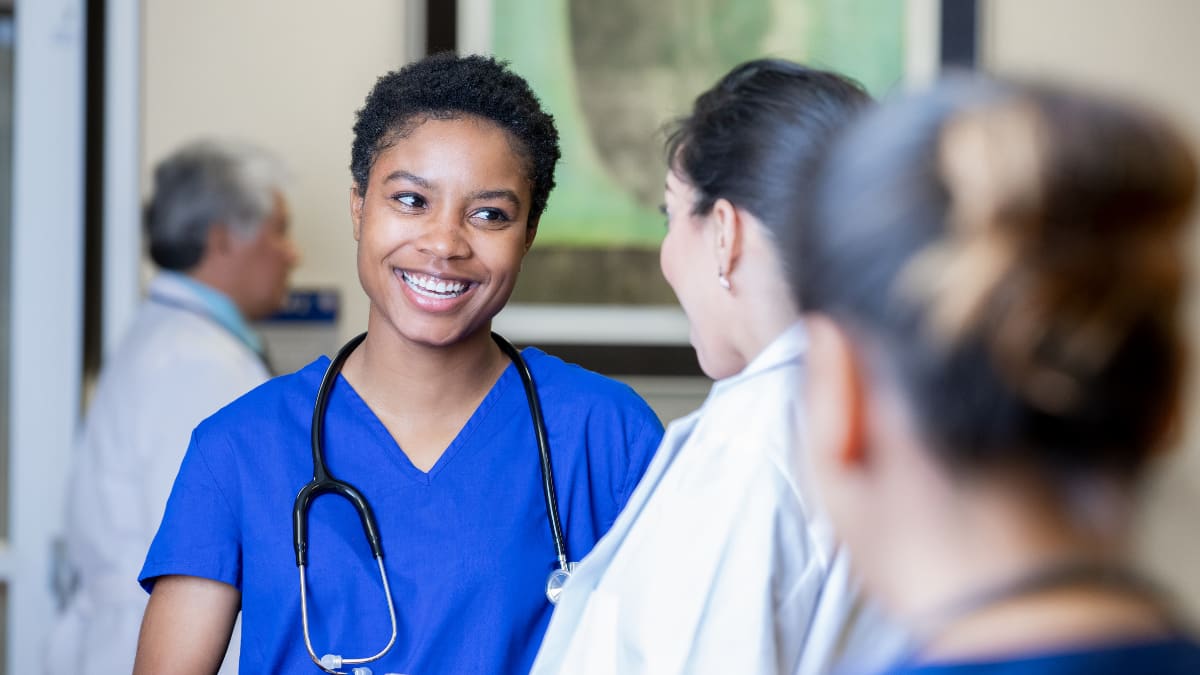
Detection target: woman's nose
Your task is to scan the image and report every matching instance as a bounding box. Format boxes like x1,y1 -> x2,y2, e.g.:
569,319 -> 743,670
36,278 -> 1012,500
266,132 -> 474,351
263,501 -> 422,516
417,212 -> 470,259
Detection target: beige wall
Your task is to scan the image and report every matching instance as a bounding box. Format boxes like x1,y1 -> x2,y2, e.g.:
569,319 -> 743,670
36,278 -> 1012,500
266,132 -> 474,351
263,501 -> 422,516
983,0 -> 1200,612
143,0 -> 412,344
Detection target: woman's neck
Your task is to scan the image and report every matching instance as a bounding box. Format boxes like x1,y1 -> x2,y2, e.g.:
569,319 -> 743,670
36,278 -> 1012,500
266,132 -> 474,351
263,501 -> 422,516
920,580 -> 1171,663
893,476 -> 1165,663
727,259 -> 799,370
342,317 -> 510,417
742,300 -> 798,363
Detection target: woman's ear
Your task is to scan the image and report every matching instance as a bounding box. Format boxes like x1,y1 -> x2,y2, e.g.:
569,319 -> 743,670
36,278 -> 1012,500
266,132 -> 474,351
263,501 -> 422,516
805,314 -> 870,471
710,198 -> 743,285
350,185 -> 365,241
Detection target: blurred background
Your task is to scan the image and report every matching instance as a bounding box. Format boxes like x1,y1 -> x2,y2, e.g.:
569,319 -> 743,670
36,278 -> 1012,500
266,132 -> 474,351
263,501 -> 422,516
0,0 -> 1196,672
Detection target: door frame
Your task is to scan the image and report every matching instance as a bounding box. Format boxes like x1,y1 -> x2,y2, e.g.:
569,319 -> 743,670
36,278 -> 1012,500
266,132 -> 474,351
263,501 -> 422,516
7,0 -> 87,671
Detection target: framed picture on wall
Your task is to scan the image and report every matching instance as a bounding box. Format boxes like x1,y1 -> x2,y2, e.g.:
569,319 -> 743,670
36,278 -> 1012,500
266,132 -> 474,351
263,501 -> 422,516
455,0 -> 946,373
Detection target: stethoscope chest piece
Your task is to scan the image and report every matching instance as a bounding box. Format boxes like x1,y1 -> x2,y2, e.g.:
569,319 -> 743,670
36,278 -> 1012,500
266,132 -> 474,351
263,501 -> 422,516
545,561 -> 579,605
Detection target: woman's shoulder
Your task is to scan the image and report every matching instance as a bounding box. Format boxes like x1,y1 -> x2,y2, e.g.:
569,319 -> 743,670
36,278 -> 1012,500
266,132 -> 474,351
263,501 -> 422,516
521,347 -> 655,413
884,636 -> 1200,674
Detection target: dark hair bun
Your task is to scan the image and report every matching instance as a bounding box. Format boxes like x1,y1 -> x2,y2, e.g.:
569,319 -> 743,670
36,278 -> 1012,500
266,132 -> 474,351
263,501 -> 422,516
901,89 -> 1197,415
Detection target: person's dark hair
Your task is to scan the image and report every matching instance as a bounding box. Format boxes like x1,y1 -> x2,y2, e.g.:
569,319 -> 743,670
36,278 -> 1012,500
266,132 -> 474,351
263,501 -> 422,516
350,52 -> 561,224
796,77 -> 1198,481
146,139 -> 287,271
664,59 -> 870,247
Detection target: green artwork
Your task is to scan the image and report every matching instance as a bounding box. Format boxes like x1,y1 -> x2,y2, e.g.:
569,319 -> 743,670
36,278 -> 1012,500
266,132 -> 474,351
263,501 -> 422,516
493,0 -> 905,251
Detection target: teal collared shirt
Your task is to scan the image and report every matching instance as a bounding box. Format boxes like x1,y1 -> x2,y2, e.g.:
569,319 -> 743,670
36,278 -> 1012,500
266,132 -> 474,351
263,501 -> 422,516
160,271 -> 265,357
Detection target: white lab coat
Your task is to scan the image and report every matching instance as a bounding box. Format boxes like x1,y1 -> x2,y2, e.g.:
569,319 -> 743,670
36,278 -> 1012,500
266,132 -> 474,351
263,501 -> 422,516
531,324 -> 906,675
44,274 -> 268,675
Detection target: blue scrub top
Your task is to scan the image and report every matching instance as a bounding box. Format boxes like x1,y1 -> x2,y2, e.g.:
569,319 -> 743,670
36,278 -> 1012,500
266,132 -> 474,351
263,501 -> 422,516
141,348 -> 663,674
884,637 -> 1200,674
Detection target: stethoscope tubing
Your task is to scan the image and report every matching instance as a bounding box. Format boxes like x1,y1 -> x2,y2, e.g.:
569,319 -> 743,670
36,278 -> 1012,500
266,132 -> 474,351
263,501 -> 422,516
296,332 -> 394,673
299,558 -> 398,673
491,332 -> 571,570
294,332 -> 381,566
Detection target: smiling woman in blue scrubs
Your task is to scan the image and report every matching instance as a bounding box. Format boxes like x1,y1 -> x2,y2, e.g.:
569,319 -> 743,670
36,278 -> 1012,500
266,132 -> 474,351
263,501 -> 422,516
133,53 -> 663,675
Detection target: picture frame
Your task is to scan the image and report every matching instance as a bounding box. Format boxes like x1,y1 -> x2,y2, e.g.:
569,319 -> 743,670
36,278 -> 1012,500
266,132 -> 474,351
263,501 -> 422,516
451,0 -> 956,373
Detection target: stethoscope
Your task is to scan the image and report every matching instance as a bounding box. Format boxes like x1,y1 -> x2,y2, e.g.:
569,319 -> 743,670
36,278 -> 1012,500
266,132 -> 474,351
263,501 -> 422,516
293,331 -> 576,674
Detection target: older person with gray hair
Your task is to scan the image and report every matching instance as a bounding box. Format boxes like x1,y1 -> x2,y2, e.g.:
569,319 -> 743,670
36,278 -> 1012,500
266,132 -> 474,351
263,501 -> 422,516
45,139 -> 299,675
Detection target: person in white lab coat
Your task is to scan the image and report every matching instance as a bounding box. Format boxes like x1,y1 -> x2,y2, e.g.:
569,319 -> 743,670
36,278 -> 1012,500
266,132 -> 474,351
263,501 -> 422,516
45,139 -> 300,675
531,60 -> 905,675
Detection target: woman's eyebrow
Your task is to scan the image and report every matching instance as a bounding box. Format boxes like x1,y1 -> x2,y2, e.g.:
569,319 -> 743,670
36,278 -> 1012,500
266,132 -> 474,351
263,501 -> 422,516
468,188 -> 522,207
383,170 -> 432,188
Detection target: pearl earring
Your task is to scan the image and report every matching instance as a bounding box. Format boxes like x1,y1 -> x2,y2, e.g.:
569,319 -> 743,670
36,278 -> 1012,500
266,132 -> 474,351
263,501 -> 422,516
718,269 -> 731,290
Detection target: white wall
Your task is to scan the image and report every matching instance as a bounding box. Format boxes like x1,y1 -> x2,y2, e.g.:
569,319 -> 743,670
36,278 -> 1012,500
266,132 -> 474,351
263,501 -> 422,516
983,0 -> 1200,613
143,0 -> 414,344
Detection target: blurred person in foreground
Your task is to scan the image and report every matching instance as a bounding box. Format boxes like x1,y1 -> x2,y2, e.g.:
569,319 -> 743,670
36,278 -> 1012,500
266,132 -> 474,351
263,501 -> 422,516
532,59 -> 905,675
795,76 -> 1200,673
46,139 -> 299,675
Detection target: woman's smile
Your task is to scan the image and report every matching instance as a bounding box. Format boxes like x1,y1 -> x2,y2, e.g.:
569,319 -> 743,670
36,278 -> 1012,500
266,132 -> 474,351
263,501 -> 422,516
399,269 -> 474,299
395,268 -> 480,313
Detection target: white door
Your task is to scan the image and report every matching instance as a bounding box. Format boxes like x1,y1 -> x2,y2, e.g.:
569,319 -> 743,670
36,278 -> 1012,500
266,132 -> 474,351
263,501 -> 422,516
3,1 -> 87,673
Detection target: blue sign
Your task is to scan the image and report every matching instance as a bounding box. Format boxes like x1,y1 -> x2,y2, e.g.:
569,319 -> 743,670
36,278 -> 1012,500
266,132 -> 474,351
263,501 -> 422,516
264,288 -> 339,324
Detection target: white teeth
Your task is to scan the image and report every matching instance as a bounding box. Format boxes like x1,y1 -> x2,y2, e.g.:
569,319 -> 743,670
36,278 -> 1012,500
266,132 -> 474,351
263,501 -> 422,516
402,271 -> 469,298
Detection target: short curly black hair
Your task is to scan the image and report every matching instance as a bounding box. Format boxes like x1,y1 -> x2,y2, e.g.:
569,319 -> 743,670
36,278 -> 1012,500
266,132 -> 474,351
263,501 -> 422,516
350,52 -> 561,223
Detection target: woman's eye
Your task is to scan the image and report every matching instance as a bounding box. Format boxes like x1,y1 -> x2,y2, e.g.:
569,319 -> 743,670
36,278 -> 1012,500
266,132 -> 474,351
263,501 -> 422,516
472,207 -> 511,224
393,193 -> 426,209
659,203 -> 670,228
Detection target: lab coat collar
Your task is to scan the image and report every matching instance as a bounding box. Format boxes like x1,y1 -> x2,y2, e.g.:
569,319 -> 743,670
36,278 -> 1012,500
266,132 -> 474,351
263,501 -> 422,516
149,272 -> 265,356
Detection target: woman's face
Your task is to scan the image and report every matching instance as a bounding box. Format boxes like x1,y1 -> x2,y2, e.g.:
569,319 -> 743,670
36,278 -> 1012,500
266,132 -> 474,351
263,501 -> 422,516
351,115 -> 534,349
660,169 -> 741,379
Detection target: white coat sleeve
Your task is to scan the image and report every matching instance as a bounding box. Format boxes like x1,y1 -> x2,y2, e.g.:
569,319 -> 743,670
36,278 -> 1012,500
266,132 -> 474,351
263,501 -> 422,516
674,459 -> 823,675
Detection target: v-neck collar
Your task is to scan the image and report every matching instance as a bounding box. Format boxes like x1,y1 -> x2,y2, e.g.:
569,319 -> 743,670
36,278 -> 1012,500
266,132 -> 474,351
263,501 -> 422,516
329,357 -> 519,485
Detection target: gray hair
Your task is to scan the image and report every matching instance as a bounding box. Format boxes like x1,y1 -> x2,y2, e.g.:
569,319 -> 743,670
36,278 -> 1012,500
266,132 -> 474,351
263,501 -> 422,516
146,139 -> 288,270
